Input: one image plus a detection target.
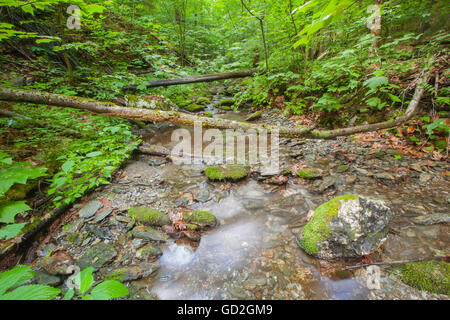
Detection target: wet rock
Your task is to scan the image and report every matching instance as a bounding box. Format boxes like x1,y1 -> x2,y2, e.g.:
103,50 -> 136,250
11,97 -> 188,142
312,175 -> 339,193
148,158 -> 167,166
93,208 -> 113,223
128,207 -> 170,226
77,242 -> 117,270
78,200 -> 103,219
183,231 -> 201,241
183,210 -> 217,228
194,189 -> 212,203
130,226 -> 170,242
32,270 -> 62,287
396,260 -> 450,295
128,281 -> 159,300
204,165 -> 249,182
298,195 -> 394,259
136,244 -> 163,260
245,110 -> 263,121
39,250 -> 74,275
104,263 -> 159,282
297,168 -> 324,179
214,98 -> 235,107
412,213 -> 450,226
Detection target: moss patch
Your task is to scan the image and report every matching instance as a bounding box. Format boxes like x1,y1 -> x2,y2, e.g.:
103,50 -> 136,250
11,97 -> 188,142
186,104 -> 205,112
300,194 -> 359,255
184,210 -> 217,227
196,97 -> 211,105
128,207 -> 170,226
397,260 -> 450,295
297,168 -> 323,179
204,165 -> 249,182
214,98 -> 235,107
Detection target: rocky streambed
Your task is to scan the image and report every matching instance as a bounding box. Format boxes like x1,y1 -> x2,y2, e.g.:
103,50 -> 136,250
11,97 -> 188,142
28,98 -> 449,300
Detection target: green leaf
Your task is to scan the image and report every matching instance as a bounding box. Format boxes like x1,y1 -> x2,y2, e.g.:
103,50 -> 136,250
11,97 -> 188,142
0,265 -> 35,296
363,76 -> 389,91
78,267 -> 94,294
62,160 -> 75,173
86,151 -> 103,158
0,223 -> 27,240
62,288 -> 75,300
0,284 -> 60,300
0,201 -> 31,223
0,165 -> 47,195
90,280 -> 129,300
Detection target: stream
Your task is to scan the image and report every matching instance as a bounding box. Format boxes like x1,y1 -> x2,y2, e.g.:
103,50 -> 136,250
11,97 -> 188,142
34,94 -> 449,300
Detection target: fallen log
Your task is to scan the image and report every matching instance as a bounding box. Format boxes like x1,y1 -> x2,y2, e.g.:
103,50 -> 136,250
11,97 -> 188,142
0,67 -> 432,139
123,69 -> 261,91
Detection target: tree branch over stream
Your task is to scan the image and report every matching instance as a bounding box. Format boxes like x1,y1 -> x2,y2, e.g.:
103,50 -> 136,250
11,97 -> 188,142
0,68 -> 432,139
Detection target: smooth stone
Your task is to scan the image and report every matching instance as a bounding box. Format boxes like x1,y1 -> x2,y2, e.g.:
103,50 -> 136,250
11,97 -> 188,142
78,200 -> 103,219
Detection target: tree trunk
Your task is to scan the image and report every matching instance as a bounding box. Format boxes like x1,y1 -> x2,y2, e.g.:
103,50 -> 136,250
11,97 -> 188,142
123,69 -> 261,91
0,69 -> 431,139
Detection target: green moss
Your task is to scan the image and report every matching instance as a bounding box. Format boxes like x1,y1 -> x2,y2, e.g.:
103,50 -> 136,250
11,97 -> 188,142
245,110 -> 263,121
398,260 -> 450,295
196,97 -> 211,105
204,165 -> 249,182
203,111 -> 213,118
214,98 -> 235,107
105,269 -> 127,282
297,168 -> 323,179
186,104 -> 205,112
65,232 -> 80,244
184,210 -> 217,227
336,165 -> 349,173
187,224 -> 199,230
128,207 -> 170,226
300,195 -> 359,255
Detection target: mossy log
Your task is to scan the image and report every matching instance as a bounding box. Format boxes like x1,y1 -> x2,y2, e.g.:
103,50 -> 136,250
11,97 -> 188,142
0,68 -> 432,139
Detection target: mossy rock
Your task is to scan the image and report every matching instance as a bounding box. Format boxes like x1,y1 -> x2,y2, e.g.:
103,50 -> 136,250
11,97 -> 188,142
136,245 -> 162,260
128,207 -> 170,226
183,210 -> 217,228
204,165 -> 249,182
245,110 -> 263,121
186,104 -> 205,112
214,98 -> 235,107
297,168 -> 324,179
203,111 -> 213,118
196,97 -> 211,105
177,99 -> 193,107
300,195 -> 359,255
396,260 -> 450,295
299,195 -> 393,259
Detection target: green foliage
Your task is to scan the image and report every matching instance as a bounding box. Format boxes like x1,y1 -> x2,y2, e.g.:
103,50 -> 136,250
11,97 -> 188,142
0,265 -> 60,300
65,267 -> 129,300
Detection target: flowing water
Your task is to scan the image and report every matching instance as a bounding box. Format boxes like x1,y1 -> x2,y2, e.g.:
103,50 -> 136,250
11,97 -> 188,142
122,96 -> 449,300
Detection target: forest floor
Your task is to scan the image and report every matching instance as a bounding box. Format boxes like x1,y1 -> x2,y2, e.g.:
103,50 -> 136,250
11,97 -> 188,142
2,91 -> 448,300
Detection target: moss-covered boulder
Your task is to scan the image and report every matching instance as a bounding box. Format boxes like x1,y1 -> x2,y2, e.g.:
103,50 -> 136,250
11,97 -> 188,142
186,104 -> 205,112
125,94 -> 176,111
128,207 -> 170,226
183,210 -> 217,228
196,97 -> 211,105
204,165 -> 249,182
214,98 -> 235,107
298,195 -> 394,260
297,168 -> 324,179
397,260 -> 449,295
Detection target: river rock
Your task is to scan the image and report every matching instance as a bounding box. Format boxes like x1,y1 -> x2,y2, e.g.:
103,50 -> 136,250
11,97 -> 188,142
104,263 -> 160,282
130,226 -> 170,242
78,200 -> 103,219
39,250 -> 74,275
412,213 -> 450,226
128,207 -> 170,226
77,242 -> 117,270
298,195 -> 394,259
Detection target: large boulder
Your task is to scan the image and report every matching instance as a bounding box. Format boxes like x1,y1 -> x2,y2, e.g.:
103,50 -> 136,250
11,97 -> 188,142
298,195 -> 394,260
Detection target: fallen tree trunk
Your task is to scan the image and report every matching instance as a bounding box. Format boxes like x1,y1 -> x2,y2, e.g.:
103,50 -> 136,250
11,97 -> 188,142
123,69 -> 261,91
0,69 -> 432,139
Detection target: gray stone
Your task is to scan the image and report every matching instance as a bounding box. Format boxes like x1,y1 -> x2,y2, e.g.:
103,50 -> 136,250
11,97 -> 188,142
78,200 -> 103,219
32,270 -> 62,286
130,227 -> 170,242
77,243 -> 117,270
299,195 -> 395,259
412,213 -> 450,226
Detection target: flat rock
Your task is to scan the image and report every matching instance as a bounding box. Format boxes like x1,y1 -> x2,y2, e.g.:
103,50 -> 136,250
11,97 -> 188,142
78,200 -> 103,219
